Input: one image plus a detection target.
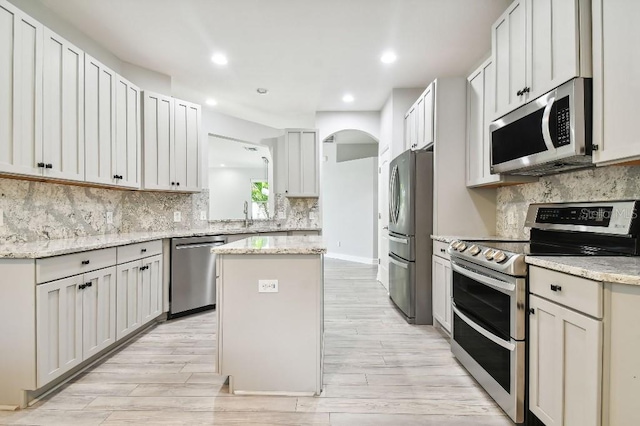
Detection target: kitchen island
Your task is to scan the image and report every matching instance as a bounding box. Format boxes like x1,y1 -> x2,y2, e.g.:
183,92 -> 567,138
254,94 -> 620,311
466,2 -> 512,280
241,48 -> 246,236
212,235 -> 326,396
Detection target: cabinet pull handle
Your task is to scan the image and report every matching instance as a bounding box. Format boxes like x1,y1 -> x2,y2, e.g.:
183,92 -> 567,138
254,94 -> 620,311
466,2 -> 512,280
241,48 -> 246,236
550,284 -> 562,292
45,163 -> 53,169
141,248 -> 147,253
37,162 -> 45,168
85,282 -> 92,288
522,87 -> 530,94
78,284 -> 86,290
81,260 -> 90,265
517,89 -> 523,96
529,308 -> 535,314
440,248 -> 446,253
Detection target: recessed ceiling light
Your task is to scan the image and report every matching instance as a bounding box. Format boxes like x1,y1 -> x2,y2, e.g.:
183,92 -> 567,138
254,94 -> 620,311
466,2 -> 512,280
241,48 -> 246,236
220,164 -> 225,167
211,53 -> 228,65
206,98 -> 217,106
380,51 -> 397,64
256,88 -> 269,95
342,94 -> 354,103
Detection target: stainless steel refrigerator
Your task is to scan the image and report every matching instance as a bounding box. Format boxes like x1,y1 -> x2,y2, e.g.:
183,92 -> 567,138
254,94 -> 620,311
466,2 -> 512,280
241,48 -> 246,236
388,149 -> 433,324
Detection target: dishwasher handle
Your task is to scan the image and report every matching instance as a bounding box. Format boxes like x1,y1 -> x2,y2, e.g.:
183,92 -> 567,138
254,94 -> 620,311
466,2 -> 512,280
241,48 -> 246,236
175,242 -> 227,250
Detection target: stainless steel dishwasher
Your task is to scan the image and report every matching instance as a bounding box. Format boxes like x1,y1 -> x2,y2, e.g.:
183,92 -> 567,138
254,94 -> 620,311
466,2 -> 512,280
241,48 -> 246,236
170,235 -> 227,318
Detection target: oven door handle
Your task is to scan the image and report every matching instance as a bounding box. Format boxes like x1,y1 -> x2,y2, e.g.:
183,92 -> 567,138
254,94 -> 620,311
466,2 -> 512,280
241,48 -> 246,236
453,304 -> 515,351
541,95 -> 557,152
451,261 -> 516,294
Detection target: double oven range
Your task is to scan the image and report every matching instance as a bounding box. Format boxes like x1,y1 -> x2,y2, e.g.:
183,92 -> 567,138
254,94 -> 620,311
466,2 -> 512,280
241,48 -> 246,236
448,200 -> 640,424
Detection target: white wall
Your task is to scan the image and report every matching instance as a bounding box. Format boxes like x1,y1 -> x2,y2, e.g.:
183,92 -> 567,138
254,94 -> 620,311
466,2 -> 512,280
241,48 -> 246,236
315,111 -> 381,142
322,143 -> 378,264
208,167 -> 265,220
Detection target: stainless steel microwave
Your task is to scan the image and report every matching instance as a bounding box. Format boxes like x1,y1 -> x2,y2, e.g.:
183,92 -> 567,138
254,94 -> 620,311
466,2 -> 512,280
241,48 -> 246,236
489,78 -> 593,176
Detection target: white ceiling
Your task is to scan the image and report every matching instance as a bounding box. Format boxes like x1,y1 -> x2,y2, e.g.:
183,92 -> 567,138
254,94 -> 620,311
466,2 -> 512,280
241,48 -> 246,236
209,136 -> 271,169
39,0 -> 510,128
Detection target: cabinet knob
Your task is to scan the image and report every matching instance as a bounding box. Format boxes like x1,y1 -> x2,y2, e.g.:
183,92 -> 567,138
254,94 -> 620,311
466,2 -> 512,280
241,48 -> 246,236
45,163 -> 53,169
285,190 -> 288,193
171,182 -> 175,186
440,248 -> 446,253
550,284 -> 562,292
176,182 -> 180,186
81,260 -> 90,265
37,162 -> 45,168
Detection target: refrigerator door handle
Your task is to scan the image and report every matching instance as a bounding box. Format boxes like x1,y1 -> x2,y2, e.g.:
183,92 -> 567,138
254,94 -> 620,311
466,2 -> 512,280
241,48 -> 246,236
389,255 -> 408,269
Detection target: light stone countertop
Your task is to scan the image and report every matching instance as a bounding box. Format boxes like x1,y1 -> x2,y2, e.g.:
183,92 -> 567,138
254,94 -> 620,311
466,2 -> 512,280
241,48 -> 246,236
212,236 -> 327,255
526,256 -> 640,286
0,226 -> 321,259
431,235 -> 526,244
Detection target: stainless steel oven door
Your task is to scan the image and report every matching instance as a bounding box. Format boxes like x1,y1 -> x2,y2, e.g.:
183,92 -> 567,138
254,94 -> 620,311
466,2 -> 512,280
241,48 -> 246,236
388,253 -> 415,321
451,304 -> 525,423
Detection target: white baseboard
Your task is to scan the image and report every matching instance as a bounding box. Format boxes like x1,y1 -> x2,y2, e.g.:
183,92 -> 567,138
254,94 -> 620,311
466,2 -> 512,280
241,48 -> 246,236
325,252 -> 377,265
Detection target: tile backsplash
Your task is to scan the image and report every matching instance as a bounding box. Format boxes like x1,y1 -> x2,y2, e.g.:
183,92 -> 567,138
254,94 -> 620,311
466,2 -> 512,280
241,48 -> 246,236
497,165 -> 640,239
0,177 -> 320,244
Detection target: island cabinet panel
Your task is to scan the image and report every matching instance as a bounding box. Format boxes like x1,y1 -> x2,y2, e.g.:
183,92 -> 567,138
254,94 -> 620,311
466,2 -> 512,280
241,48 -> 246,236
217,253 -> 323,395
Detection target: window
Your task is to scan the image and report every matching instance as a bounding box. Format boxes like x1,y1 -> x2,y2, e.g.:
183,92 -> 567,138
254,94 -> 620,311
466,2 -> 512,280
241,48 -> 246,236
251,180 -> 269,219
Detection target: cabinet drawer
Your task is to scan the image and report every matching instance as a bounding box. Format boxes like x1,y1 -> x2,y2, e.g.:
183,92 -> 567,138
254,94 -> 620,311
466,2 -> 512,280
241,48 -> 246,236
36,248 -> 117,284
117,240 -> 163,264
433,241 -> 450,260
529,266 -> 603,318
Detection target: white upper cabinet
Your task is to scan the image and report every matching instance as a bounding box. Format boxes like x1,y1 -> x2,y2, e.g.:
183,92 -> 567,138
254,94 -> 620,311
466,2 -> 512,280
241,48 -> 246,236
404,83 -> 435,151
142,91 -> 173,191
84,54 -> 116,186
277,129 -> 319,197
42,28 -> 85,182
173,99 -> 201,192
491,0 -> 591,120
114,75 -> 141,189
142,91 -> 201,192
0,0 -> 42,177
466,58 -> 537,187
592,0 -> 640,165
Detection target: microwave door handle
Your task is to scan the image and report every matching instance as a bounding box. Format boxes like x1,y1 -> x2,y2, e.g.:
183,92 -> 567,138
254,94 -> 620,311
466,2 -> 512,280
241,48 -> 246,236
542,95 -> 557,152
452,303 -> 515,351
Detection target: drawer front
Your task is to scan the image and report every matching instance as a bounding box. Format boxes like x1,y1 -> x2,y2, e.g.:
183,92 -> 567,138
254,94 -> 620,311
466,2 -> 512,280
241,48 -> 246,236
36,248 -> 117,284
433,241 -> 450,260
117,240 -> 163,264
529,266 -> 603,318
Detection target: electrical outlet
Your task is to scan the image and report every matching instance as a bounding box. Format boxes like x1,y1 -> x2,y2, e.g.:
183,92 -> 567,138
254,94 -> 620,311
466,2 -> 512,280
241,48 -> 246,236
106,211 -> 113,225
200,210 -> 207,221
258,279 -> 278,293
0,209 -> 4,226
174,211 -> 182,222
507,211 -> 517,226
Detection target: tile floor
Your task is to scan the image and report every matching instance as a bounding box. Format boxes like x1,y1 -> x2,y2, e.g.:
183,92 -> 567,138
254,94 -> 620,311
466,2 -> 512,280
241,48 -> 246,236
0,259 -> 512,425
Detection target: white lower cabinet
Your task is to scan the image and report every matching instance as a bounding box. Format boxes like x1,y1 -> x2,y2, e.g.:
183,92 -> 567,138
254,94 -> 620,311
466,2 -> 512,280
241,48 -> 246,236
529,267 -> 603,426
140,254 -> 163,324
35,274 -> 84,387
115,261 -> 142,340
81,266 -> 117,359
432,254 -> 452,333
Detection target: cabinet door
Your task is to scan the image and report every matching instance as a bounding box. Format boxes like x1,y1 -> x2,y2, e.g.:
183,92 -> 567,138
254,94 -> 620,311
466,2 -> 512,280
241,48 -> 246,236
82,266 -> 116,360
84,54 -> 116,185
173,99 -> 200,192
432,255 -> 447,329
284,129 -> 319,197
42,28 -> 84,181
36,274 -> 83,387
527,0 -> 584,101
116,260 -> 142,340
529,295 -> 602,426
114,75 -> 141,189
140,254 -> 162,325
403,114 -> 410,152
420,83 -> 434,150
592,0 -> 640,165
0,1 -> 42,177
415,96 -> 425,151
492,0 -> 526,119
142,91 -> 173,190
466,66 -> 484,186
443,260 -> 452,332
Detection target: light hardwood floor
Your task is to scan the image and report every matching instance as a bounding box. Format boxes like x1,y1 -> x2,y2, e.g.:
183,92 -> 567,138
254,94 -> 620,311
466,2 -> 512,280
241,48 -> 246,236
0,259 -> 512,425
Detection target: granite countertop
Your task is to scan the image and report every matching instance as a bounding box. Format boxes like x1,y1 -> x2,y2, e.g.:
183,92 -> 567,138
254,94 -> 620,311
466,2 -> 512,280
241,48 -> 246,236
431,235 -> 526,244
212,236 -> 327,255
0,226 -> 321,259
526,256 -> 640,286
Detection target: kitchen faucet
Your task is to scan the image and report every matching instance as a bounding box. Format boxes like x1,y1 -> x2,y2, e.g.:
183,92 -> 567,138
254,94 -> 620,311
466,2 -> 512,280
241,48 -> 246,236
243,201 -> 252,228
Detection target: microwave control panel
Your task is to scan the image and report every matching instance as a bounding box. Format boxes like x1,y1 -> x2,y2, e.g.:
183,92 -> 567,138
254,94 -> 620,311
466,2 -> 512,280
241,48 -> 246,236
555,96 -> 571,147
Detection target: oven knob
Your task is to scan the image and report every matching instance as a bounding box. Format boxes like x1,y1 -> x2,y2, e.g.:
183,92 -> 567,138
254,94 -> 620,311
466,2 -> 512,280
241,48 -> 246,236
457,242 -> 467,252
468,245 -> 481,256
493,250 -> 507,263
450,241 -> 460,250
483,249 -> 495,260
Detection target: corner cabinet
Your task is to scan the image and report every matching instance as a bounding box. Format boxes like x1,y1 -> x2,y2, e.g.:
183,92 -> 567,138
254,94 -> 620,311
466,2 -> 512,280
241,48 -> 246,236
466,58 -> 537,187
491,0 -> 591,120
591,0 -> 640,165
142,91 -> 201,192
404,83 -> 434,151
276,129 -> 319,197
